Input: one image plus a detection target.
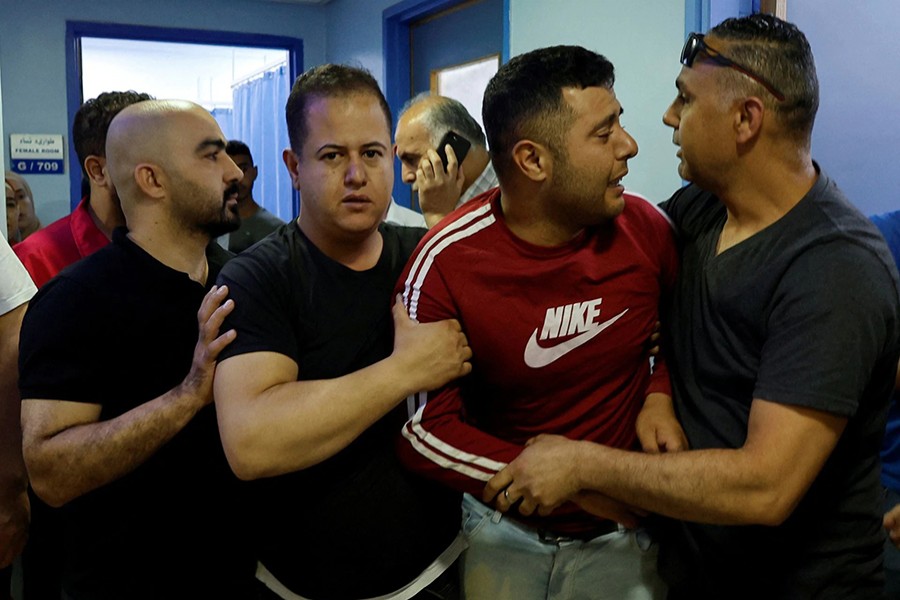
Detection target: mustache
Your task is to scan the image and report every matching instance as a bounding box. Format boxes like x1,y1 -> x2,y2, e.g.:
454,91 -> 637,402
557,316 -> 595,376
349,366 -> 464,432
223,183 -> 240,201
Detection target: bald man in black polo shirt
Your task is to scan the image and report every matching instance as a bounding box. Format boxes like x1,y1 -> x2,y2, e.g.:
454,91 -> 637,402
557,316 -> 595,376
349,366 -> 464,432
18,100 -> 255,600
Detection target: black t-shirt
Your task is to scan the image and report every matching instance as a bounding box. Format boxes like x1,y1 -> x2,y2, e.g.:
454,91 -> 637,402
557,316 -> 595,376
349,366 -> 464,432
658,172 -> 900,599
18,230 -> 255,600
217,221 -> 460,600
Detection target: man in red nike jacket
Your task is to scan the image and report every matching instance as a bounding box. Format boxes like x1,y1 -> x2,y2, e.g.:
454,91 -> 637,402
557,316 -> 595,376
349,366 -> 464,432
396,45 -> 681,600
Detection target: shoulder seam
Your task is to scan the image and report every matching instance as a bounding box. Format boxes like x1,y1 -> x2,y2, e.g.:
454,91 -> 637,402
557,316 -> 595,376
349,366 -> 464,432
401,204 -> 495,321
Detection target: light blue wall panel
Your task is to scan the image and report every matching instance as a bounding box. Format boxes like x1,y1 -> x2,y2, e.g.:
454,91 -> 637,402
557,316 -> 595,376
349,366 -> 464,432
509,0 -> 686,204
789,0 -> 900,215
327,0 -> 687,204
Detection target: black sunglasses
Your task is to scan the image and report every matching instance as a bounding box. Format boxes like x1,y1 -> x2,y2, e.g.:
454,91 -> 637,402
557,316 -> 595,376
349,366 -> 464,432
681,32 -> 786,102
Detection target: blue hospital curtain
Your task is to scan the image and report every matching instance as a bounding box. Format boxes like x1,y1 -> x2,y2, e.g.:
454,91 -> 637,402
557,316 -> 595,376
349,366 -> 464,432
210,108 -> 234,141
231,65 -> 294,221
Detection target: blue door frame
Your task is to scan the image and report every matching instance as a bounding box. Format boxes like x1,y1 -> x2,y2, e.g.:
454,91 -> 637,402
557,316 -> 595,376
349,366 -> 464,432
382,0 -> 509,205
383,0 -> 509,129
65,21 -> 303,212
684,0 -> 761,36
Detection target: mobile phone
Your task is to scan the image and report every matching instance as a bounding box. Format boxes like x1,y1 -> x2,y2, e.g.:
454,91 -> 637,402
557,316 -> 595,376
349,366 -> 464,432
435,130 -> 471,172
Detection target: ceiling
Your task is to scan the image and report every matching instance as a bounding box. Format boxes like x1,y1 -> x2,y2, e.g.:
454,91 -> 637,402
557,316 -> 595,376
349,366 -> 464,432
259,0 -> 332,4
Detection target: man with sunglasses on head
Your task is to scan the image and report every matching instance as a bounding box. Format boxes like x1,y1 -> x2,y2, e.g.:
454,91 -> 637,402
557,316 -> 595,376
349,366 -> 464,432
485,14 -> 900,599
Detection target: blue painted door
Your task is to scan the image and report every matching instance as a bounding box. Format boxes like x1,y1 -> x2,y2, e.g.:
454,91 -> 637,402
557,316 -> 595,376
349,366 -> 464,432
410,0 -> 503,96
394,0 -> 503,208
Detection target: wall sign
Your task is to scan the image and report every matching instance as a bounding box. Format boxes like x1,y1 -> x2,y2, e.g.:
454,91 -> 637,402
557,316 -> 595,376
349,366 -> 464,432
10,134 -> 65,174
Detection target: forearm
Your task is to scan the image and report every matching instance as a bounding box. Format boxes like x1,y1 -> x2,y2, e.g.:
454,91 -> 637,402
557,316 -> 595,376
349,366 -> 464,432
24,386 -> 205,507
399,394 -> 523,496
575,442 -> 794,525
497,401 -> 842,525
218,354 -> 421,479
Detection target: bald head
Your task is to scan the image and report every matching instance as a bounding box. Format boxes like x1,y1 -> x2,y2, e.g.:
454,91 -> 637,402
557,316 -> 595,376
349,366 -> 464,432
106,100 -> 216,205
397,94 -> 486,149
104,100 -> 242,241
397,95 -> 444,146
394,94 -> 489,193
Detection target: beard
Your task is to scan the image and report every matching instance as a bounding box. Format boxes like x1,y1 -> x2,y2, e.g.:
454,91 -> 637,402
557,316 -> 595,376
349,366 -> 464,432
203,181 -> 241,237
171,179 -> 241,239
551,153 -> 623,229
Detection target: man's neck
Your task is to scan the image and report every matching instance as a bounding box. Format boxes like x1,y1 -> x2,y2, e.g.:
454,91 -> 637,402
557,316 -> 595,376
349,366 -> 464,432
714,154 -> 817,254
297,216 -> 383,271
499,184 -> 584,247
462,148 -> 491,197
127,223 -> 211,284
86,186 -> 126,240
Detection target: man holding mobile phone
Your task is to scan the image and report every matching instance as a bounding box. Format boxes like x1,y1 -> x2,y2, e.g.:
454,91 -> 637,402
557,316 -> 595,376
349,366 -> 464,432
394,94 -> 498,227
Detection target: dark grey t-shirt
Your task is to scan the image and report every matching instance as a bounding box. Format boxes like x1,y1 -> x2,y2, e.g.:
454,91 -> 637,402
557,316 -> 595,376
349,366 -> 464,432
658,171 -> 900,599
228,206 -> 286,253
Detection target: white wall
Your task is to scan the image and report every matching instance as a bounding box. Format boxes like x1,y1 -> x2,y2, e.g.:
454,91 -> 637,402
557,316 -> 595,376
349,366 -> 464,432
326,0 -> 685,205
16,0 -> 887,219
0,0 -> 327,223
326,0 -> 398,87
788,0 -> 900,216
509,0 -> 685,204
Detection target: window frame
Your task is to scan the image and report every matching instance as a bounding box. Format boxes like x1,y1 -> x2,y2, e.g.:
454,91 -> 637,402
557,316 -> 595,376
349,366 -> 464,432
65,20 -> 303,212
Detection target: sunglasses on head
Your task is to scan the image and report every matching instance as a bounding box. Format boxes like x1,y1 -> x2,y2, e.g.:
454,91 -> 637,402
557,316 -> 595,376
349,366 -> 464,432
681,32 -> 786,102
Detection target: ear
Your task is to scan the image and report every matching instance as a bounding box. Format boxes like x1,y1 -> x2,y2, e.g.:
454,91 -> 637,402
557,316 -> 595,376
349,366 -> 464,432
83,155 -> 109,186
133,163 -> 165,200
734,96 -> 765,144
283,149 -> 302,190
511,140 -> 551,183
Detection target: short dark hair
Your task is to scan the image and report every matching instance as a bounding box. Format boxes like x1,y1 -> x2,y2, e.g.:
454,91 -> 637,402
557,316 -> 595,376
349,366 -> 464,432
709,14 -> 819,142
483,46 -> 615,178
401,93 -> 486,149
226,140 -> 253,164
73,91 -> 153,178
285,64 -> 391,154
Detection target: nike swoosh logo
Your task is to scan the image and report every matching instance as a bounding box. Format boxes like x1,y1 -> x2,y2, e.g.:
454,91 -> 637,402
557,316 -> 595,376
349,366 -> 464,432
523,309 -> 629,369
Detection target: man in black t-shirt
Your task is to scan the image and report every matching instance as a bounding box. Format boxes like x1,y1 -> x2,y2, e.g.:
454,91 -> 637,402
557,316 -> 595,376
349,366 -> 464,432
214,65 -> 472,600
18,100 -> 255,599
482,15 -> 900,599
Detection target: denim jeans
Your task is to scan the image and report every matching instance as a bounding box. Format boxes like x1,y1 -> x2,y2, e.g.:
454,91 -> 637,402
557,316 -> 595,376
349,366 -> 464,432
460,494 -> 666,600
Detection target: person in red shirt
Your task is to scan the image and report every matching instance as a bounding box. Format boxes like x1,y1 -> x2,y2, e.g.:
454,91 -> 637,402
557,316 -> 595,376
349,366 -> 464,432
14,91 -> 152,287
396,46 -> 681,599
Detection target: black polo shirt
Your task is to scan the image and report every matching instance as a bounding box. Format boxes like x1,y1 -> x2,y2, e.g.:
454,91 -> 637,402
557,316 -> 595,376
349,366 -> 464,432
19,229 -> 255,600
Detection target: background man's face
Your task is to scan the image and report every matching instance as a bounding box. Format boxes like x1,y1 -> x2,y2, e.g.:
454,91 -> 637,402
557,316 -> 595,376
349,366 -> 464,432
229,153 -> 258,202
394,115 -> 433,191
